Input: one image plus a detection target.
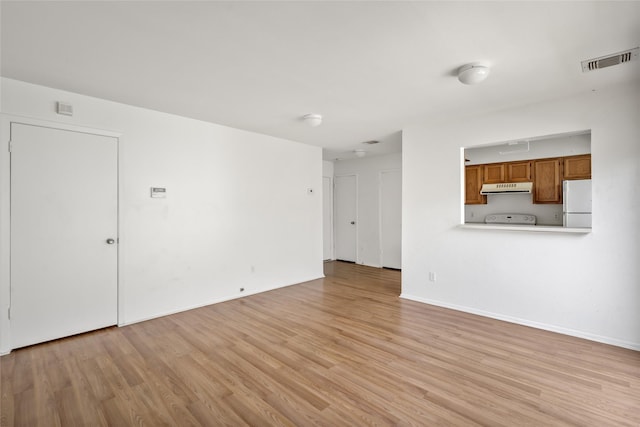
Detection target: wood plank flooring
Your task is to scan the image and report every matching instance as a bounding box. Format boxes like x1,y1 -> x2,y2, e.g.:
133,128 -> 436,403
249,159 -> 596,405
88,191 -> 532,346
1,261 -> 639,426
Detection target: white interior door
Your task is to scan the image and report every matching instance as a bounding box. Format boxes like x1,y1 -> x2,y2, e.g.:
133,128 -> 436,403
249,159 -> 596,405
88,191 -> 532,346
322,176 -> 333,260
380,170 -> 402,269
334,175 -> 357,262
10,123 -> 118,349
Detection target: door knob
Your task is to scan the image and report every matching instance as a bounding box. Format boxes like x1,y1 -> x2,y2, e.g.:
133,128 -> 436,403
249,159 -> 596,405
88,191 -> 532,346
106,238 -> 116,244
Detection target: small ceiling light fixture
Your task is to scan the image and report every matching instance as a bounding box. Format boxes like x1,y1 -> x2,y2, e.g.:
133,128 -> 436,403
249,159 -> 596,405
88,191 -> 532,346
457,63 -> 491,85
354,149 -> 367,158
302,113 -> 322,127
499,140 -> 530,155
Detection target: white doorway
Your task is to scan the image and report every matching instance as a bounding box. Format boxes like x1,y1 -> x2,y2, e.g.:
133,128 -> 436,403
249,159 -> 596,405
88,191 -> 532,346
380,170 -> 402,269
10,122 -> 118,349
334,174 -> 357,262
322,176 -> 333,261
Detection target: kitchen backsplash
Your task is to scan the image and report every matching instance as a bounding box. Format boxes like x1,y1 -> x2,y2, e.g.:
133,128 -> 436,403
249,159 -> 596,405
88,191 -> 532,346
465,194 -> 563,225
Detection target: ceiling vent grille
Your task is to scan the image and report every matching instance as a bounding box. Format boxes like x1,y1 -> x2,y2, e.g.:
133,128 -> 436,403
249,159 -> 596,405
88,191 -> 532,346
581,47 -> 638,72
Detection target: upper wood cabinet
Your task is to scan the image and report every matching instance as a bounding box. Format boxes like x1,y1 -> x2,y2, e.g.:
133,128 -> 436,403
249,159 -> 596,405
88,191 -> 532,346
465,165 -> 487,205
480,160 -> 531,184
483,164 -> 505,184
563,154 -> 591,180
506,161 -> 532,182
533,158 -> 562,204
464,154 -> 588,205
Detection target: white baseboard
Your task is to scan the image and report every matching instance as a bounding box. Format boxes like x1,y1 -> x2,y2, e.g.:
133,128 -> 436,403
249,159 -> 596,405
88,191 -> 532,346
400,293 -> 640,351
119,275 -> 324,327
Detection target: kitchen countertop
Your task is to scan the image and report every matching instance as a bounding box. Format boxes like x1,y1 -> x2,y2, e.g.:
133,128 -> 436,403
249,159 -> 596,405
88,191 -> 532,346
459,223 -> 592,233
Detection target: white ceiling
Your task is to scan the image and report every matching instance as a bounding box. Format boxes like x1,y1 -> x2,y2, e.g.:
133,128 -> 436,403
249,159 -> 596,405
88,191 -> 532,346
2,1 -> 639,160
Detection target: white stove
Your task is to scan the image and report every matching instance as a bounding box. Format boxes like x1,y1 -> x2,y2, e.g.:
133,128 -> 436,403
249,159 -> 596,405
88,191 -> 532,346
485,214 -> 537,225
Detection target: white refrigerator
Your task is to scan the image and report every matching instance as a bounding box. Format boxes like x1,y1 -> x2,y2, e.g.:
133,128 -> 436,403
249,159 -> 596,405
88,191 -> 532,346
563,179 -> 592,228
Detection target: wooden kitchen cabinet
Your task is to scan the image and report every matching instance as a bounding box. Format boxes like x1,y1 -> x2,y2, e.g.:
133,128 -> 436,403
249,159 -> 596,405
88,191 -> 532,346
563,154 -> 591,180
506,161 -> 532,182
483,163 -> 506,184
465,165 -> 487,205
465,154 -> 587,205
481,160 -> 531,183
533,158 -> 562,204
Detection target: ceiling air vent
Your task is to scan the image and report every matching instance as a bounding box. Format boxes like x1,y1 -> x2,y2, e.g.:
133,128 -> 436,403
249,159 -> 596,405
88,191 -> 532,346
581,47 -> 639,72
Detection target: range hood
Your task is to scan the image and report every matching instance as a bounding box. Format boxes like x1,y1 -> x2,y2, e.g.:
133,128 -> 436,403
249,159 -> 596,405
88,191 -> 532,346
480,182 -> 533,194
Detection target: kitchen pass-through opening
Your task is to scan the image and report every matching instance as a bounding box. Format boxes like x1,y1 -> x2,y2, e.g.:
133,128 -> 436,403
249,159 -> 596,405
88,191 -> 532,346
462,130 -> 592,230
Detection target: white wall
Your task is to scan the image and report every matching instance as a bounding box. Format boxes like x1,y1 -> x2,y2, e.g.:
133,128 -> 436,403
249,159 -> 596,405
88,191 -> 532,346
402,82 -> 640,350
322,160 -> 335,260
334,152 -> 402,267
322,160 -> 334,178
0,78 -> 323,353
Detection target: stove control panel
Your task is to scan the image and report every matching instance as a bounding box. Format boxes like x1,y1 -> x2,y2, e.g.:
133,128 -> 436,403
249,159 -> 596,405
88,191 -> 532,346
485,214 -> 537,225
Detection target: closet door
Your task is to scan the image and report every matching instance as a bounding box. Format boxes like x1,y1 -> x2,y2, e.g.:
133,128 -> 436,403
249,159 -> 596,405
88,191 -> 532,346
380,170 -> 401,269
10,123 -> 118,349
334,175 -> 357,262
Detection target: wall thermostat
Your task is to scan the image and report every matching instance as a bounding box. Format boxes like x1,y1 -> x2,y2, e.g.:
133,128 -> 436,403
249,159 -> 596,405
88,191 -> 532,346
150,187 -> 167,198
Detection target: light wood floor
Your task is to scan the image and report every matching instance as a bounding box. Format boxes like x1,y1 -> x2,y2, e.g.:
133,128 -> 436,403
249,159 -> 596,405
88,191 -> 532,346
1,261 -> 639,426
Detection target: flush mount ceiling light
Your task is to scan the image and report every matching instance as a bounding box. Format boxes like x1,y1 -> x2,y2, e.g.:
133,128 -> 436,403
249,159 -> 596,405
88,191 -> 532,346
458,63 -> 491,85
354,149 -> 367,158
302,113 -> 322,127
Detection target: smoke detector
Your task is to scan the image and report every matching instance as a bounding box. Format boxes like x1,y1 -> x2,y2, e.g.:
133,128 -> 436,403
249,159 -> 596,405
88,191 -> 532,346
581,47 -> 638,72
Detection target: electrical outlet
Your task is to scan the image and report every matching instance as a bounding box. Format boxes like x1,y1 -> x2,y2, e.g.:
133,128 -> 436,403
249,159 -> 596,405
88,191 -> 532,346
429,272 -> 436,282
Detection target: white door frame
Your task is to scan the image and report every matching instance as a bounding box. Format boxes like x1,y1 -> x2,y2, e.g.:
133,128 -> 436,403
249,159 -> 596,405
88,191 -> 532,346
0,114 -> 122,354
333,173 -> 358,264
379,169 -> 402,269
